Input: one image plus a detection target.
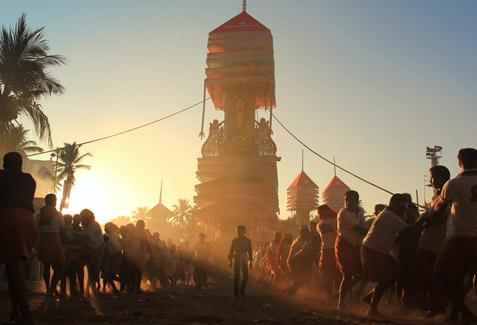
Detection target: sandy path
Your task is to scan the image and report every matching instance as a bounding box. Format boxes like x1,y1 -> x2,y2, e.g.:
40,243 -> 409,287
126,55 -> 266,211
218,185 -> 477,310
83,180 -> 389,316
0,277 -> 469,324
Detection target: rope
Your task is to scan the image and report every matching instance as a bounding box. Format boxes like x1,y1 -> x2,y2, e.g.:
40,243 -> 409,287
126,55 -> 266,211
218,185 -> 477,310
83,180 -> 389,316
27,98 -> 210,158
271,112 -> 395,196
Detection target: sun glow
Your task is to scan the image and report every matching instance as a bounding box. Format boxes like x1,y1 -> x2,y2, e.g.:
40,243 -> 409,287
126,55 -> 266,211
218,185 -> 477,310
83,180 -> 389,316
58,171 -> 120,225
61,183 -> 111,225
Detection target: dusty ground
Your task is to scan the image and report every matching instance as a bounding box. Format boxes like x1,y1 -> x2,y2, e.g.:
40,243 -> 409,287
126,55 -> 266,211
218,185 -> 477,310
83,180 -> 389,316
1,273 -> 466,325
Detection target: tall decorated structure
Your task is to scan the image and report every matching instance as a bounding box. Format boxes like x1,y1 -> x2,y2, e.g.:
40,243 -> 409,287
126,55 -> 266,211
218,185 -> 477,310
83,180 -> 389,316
322,175 -> 350,213
287,171 -> 319,226
194,4 -> 280,241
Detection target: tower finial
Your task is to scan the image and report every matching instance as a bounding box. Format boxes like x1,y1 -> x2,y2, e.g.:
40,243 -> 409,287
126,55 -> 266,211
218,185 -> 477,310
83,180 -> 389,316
302,149 -> 304,172
159,181 -> 163,204
243,0 -> 247,12
333,157 -> 336,176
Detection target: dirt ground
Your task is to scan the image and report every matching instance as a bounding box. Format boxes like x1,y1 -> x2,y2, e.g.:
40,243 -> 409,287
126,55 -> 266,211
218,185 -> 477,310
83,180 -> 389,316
1,272 -> 471,325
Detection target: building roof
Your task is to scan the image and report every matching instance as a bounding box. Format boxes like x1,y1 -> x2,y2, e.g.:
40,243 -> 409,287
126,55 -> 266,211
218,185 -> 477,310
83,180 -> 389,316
211,11 -> 269,34
147,203 -> 174,220
323,176 -> 350,192
287,171 -> 318,190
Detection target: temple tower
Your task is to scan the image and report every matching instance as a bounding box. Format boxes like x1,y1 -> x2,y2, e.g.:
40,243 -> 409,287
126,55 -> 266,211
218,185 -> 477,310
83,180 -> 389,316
194,6 -> 280,241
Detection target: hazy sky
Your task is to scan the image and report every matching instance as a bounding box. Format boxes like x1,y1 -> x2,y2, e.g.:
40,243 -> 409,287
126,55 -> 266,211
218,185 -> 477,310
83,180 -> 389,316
2,1 -> 476,224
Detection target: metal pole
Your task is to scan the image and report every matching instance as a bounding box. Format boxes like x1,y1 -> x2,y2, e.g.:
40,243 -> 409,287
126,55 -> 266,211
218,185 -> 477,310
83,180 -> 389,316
53,147 -> 59,194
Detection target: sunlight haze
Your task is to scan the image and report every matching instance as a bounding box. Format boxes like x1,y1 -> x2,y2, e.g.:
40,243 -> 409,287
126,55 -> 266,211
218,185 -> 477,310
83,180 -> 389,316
2,0 -> 476,223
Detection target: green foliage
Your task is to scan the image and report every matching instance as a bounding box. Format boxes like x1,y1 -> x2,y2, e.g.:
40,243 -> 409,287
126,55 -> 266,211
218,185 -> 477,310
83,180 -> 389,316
55,142 -> 91,211
170,199 -> 202,239
0,124 -> 43,157
0,14 -> 65,144
131,206 -> 149,221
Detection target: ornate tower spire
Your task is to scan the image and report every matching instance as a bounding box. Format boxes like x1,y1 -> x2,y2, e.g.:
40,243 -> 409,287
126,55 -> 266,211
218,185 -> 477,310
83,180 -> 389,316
243,0 -> 247,12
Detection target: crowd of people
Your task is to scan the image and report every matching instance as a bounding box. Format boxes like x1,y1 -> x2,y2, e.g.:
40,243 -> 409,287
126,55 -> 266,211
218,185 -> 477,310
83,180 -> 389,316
1,147 -> 477,325
252,148 -> 477,324
34,204 -> 215,297
0,151 -> 213,324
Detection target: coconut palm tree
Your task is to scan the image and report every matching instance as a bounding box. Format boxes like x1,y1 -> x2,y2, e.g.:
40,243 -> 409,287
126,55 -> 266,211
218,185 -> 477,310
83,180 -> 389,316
131,207 -> 149,221
170,199 -> 193,229
0,14 -> 65,145
0,124 -> 43,157
56,142 -> 91,211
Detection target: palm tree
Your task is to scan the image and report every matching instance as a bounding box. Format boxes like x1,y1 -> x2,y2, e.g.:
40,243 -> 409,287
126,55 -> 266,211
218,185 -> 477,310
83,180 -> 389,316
56,142 -> 91,211
131,207 -> 149,221
170,199 -> 193,229
0,14 -> 65,145
0,124 -> 43,157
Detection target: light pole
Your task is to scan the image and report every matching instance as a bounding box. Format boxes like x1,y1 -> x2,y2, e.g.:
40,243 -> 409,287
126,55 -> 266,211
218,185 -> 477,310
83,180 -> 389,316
50,147 -> 59,194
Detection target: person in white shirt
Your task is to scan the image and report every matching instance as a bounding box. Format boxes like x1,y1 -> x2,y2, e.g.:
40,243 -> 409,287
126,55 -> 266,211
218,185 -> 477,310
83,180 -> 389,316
104,222 -> 122,293
364,204 -> 386,230
335,190 -> 367,311
361,194 -> 409,318
316,204 -> 341,296
431,148 -> 477,324
356,203 -> 386,299
401,165 -> 450,317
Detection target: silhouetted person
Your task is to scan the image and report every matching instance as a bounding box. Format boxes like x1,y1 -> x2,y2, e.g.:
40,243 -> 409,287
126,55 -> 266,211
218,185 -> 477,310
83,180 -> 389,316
129,219 -> 147,293
335,190 -> 367,311
364,204 -> 386,229
193,233 -> 211,289
317,204 -> 341,297
394,193 -> 420,302
79,209 -> 104,295
431,148 -> 477,324
265,231 -> 282,289
0,152 -> 37,324
287,228 -> 320,295
276,233 -> 293,284
228,225 -> 253,297
36,193 -> 65,296
402,165 -> 450,317
69,214 -> 84,295
361,194 -> 409,318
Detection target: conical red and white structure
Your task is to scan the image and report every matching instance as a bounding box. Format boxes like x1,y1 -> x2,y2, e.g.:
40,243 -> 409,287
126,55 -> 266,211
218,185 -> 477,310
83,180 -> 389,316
321,176 -> 350,213
287,171 -> 319,226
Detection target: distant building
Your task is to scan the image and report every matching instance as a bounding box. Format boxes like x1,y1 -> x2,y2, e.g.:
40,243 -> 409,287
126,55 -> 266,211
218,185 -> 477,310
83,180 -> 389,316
322,176 -> 350,213
146,202 -> 174,232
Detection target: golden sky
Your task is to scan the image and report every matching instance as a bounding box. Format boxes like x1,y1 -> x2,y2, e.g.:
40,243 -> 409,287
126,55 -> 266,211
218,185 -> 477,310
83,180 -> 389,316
3,1 -> 476,224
